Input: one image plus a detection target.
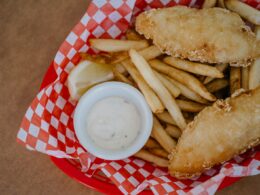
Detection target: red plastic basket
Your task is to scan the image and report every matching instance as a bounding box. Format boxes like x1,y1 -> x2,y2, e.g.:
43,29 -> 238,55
40,62 -> 241,194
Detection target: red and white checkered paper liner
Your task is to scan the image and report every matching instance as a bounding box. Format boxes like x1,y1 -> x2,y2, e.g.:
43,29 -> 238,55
17,0 -> 260,194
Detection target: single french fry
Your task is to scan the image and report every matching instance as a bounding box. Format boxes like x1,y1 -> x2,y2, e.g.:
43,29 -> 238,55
151,117 -> 177,153
164,57 -> 223,78
121,60 -> 164,113
134,149 -> 168,167
144,138 -> 161,149
79,53 -> 111,64
154,72 -> 181,98
149,148 -> 169,159
225,0 -> 260,25
111,45 -> 162,64
230,67 -> 241,94
241,67 -> 249,90
150,59 -> 216,101
130,50 -> 186,129
206,78 -> 229,93
217,0 -> 226,8
158,111 -> 196,124
89,39 -> 149,52
114,63 -> 127,74
126,29 -> 143,40
204,63 -> 228,84
165,125 -> 182,139
176,99 -> 206,112
202,0 -> 217,8
162,75 -> 208,104
156,111 -> 176,126
139,45 -> 162,61
249,26 -> 260,89
112,68 -> 134,85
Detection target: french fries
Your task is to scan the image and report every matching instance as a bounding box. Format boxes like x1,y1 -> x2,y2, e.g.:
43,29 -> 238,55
111,45 -> 162,64
151,117 -> 177,153
134,149 -> 168,167
204,63 -> 228,84
121,60 -> 164,113
156,111 -> 177,126
144,138 -> 161,149
164,57 -> 223,78
89,39 -> 149,52
149,59 -> 216,101
129,49 -> 187,129
157,110 -> 197,124
249,26 -> 260,89
154,72 -> 181,98
112,68 -> 134,85
225,0 -> 260,25
114,63 -> 127,74
149,148 -> 169,159
176,99 -> 206,112
241,67 -> 249,90
79,53 -> 111,64
110,52 -> 129,64
230,67 -> 241,94
138,45 -> 162,61
165,125 -> 182,139
157,110 -> 195,126
206,78 -> 229,93
163,75 -> 209,104
202,0 -> 217,8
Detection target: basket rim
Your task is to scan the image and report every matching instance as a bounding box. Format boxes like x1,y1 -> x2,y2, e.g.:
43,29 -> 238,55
41,62 -> 241,194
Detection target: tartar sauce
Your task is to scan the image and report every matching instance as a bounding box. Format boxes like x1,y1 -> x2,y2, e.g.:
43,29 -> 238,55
86,96 -> 141,150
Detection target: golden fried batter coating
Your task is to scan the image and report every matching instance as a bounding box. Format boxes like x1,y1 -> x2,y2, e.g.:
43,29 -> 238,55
169,87 -> 260,179
136,6 -> 260,64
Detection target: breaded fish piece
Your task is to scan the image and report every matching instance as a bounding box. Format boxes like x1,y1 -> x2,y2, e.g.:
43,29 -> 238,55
136,6 -> 260,65
169,87 -> 260,179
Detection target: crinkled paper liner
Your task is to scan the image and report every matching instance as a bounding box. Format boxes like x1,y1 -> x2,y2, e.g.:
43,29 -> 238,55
17,0 -> 260,194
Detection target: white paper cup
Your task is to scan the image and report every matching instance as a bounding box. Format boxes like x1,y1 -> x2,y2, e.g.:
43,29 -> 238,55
74,81 -> 153,160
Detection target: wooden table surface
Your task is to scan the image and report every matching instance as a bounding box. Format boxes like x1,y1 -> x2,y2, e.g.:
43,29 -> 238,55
0,1 -> 259,194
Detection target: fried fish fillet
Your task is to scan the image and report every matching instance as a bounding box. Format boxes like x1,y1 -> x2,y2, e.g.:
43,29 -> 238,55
169,87 -> 260,179
136,6 -> 260,65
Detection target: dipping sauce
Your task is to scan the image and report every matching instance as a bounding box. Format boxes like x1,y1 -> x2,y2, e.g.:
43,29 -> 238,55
86,96 -> 141,150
